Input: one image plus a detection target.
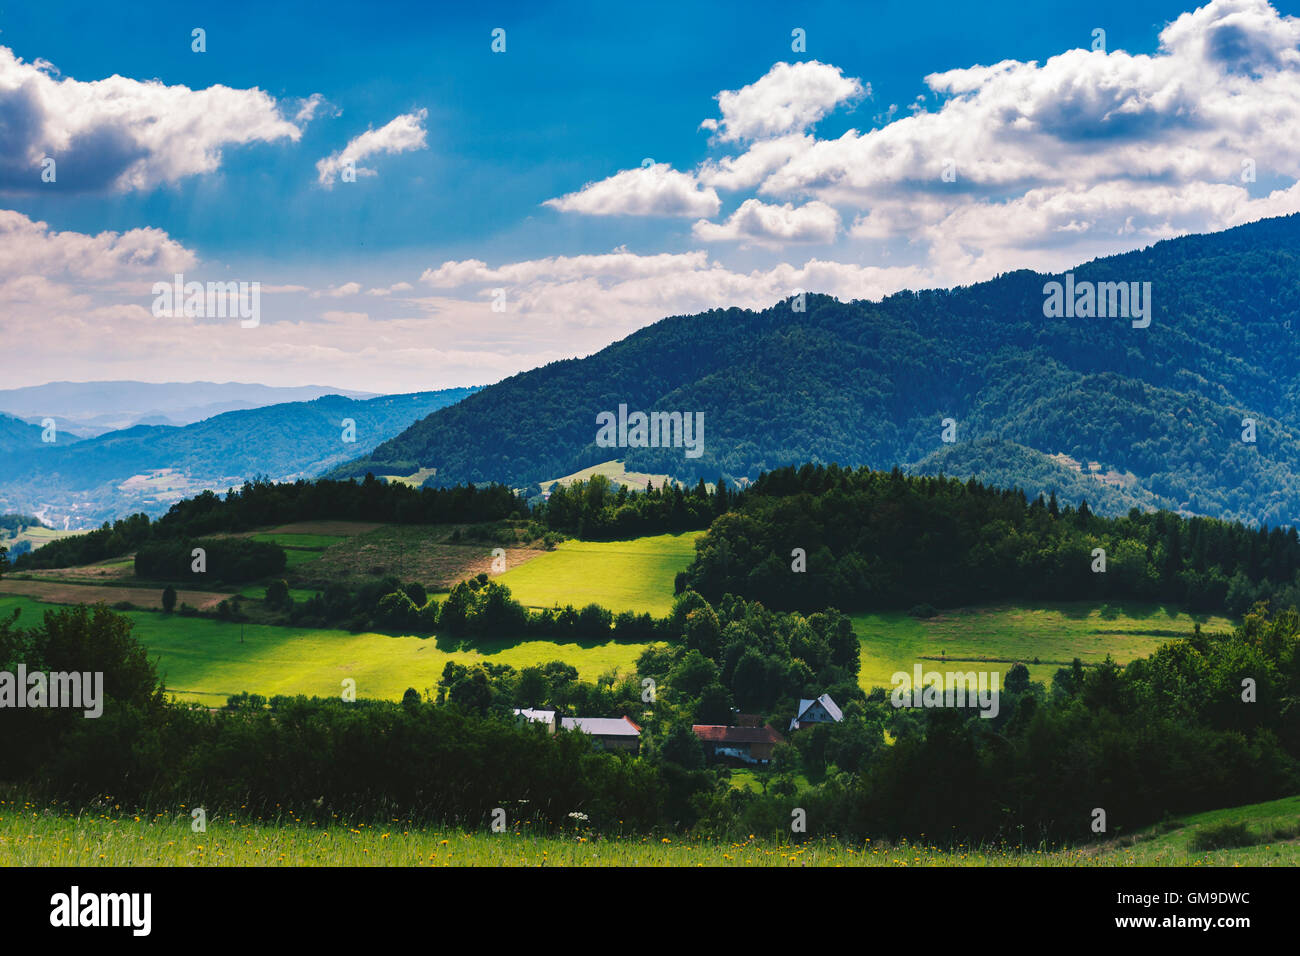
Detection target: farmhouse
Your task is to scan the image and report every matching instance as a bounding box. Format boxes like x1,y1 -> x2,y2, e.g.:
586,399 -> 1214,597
692,724 -> 784,765
789,693 -> 843,731
562,715 -> 642,753
514,709 -> 642,752
513,708 -> 557,732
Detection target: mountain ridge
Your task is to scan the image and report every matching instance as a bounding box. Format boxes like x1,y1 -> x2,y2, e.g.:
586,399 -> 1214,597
333,212 -> 1300,528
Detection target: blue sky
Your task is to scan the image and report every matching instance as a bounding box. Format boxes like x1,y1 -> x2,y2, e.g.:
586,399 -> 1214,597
4,0 -> 1300,391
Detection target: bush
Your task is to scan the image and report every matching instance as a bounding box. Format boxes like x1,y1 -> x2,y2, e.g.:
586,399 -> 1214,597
907,603 -> 938,619
265,579 -> 290,609
1189,821 -> 1258,851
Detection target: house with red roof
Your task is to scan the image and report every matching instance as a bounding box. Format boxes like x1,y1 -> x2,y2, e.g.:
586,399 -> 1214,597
691,724 -> 785,765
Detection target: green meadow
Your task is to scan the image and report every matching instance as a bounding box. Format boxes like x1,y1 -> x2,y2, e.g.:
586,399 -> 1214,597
0,596 -> 650,705
5,525 -> 83,550
2,795 -> 1292,867
852,602 -> 1233,693
1,525 -> 1235,708
495,532 -> 701,615
248,533 -> 348,550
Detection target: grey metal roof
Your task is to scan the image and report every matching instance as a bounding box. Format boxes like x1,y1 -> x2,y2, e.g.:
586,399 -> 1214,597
562,716 -> 640,736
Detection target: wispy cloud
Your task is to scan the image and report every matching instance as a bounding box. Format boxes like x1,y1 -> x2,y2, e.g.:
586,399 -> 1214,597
315,109 -> 429,186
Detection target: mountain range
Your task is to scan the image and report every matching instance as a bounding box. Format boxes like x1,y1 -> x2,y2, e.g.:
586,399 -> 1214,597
332,213 -> 1300,528
0,388 -> 477,527
0,381 -> 378,436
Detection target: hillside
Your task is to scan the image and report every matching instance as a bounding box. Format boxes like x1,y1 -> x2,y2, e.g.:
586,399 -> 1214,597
336,213 -> 1300,527
0,388 -> 478,527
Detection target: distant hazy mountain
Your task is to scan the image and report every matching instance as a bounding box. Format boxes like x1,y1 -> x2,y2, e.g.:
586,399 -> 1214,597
333,213 -> 1300,528
0,413 -> 81,452
0,381 -> 378,433
0,388 -> 477,527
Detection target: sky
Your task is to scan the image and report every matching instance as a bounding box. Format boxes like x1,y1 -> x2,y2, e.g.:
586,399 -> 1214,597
4,0 -> 1300,393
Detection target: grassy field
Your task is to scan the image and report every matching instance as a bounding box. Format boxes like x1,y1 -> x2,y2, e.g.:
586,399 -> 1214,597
853,602 -> 1233,692
1,795 -> 1292,867
3,524 -> 83,552
0,578 -> 230,611
249,532 -> 348,550
536,459 -> 671,493
301,522 -> 547,590
495,533 -> 701,616
0,596 -> 650,705
0,522 -> 1234,707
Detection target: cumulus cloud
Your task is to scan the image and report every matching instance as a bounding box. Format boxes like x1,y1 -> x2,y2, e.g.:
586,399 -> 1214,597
367,281 -> 414,296
699,60 -> 866,143
692,199 -> 841,245
312,281 -> 363,298
0,46 -> 308,194
0,209 -> 196,279
421,249 -> 932,331
542,163 -> 720,217
315,109 -> 429,186
693,0 -> 1300,273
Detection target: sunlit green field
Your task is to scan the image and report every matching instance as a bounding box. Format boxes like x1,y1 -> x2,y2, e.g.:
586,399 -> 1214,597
852,602 -> 1234,692
495,532 -> 701,615
536,459 -> 671,493
2,796 -> 1292,867
0,596 -> 650,705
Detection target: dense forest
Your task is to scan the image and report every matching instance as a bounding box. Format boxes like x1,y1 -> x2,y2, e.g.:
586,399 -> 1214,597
684,464 -> 1300,617
334,212 -> 1300,527
19,461 -> 1300,622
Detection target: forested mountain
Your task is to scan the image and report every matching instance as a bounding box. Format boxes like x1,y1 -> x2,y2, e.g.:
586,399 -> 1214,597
0,388 -> 477,527
336,213 -> 1300,527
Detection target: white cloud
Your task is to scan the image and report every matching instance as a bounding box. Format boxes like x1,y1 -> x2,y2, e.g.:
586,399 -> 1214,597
312,281 -> 363,298
0,209 -> 196,280
695,134 -> 813,191
420,249 -> 933,330
542,163 -> 720,217
0,46 -> 308,194
315,109 -> 429,186
293,93 -> 329,125
367,281 -> 414,296
692,199 -> 841,245
700,60 -> 866,143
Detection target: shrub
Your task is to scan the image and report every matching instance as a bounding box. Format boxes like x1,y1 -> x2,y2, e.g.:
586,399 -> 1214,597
1189,821 -> 1257,851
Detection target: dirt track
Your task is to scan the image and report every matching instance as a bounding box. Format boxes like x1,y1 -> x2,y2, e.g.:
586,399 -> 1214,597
0,578 -> 230,610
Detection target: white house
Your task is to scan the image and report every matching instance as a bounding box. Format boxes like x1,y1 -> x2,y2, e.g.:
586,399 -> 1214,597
513,708 -> 556,733
789,693 -> 843,731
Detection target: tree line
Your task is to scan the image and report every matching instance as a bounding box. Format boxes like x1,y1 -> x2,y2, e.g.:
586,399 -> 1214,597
683,463 -> 1300,617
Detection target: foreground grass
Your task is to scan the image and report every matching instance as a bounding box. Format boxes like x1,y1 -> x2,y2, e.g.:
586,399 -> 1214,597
0,596 -> 650,705
2,796 -> 1293,867
853,602 -> 1234,692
